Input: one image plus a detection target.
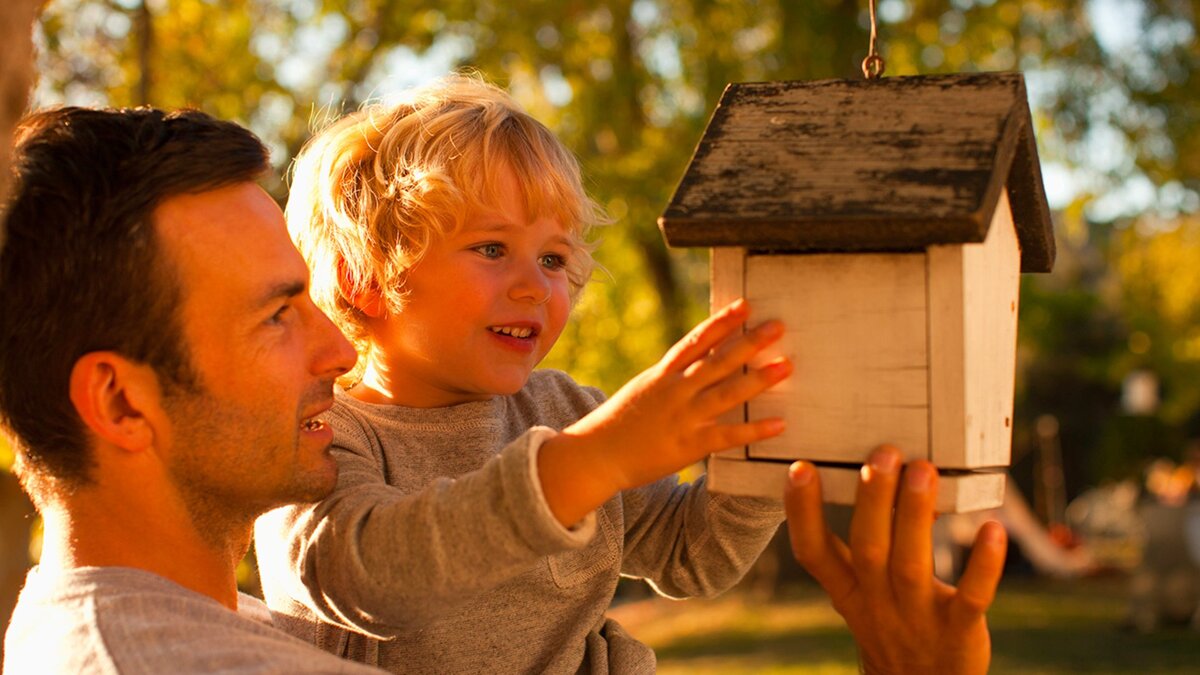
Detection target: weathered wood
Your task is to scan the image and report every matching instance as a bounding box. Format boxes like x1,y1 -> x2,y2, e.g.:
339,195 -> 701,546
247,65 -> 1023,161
707,455 -> 1006,512
928,191 -> 1022,469
710,247 -> 748,459
743,251 -> 930,463
688,73 -> 1044,513
658,73 -> 1055,273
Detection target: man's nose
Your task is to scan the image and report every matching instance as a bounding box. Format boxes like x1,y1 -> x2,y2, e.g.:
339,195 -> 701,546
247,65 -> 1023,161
311,304 -> 358,377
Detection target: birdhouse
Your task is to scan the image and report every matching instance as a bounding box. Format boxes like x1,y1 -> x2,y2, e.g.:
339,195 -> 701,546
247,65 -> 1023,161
659,72 -> 1055,513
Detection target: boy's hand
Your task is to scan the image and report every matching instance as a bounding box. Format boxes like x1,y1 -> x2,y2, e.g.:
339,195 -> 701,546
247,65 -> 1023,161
784,447 -> 1007,675
538,299 -> 790,526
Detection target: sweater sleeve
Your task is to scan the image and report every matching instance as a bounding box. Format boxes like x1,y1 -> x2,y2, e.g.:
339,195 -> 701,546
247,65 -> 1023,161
254,417 -> 595,639
617,473 -> 786,599
528,371 -> 788,600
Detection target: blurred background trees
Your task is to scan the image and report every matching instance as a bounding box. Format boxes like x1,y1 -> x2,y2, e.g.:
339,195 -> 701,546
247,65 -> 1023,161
2,0 -> 1198,647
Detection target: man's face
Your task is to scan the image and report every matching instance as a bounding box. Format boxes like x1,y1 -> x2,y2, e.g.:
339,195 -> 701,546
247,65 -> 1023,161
153,183 -> 356,531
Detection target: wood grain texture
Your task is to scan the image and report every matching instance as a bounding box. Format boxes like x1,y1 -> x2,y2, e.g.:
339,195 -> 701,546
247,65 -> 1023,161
928,192 -> 1021,469
742,251 -> 930,464
711,247 -> 749,459
706,456 -> 1006,513
658,72 -> 1054,273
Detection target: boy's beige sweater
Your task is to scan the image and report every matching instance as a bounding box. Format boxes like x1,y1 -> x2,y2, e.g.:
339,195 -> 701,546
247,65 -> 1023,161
255,369 -> 785,674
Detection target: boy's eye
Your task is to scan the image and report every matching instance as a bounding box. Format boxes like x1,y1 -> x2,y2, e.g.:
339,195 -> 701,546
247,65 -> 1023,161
473,243 -> 504,258
539,253 -> 568,271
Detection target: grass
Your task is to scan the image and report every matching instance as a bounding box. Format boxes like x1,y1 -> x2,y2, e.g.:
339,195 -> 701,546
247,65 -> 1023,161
607,577 -> 1200,674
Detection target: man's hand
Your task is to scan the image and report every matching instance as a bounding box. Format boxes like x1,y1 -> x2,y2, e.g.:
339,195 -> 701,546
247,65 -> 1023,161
538,299 -> 790,526
784,447 -> 1007,675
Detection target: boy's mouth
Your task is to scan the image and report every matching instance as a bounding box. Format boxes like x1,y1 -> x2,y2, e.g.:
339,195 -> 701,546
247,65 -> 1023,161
488,325 -> 539,339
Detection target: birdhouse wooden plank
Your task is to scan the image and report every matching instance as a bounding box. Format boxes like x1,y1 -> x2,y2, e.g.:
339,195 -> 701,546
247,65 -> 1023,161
660,73 -> 1055,512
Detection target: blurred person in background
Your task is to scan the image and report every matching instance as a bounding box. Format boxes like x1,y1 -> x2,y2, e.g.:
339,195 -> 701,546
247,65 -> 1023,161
1124,449 -> 1200,633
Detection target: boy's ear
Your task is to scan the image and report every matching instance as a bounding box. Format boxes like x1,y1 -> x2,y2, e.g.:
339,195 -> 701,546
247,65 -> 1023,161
68,352 -> 163,454
336,260 -> 387,318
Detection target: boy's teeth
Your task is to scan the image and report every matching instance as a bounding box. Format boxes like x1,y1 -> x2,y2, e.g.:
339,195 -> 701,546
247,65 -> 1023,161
490,326 -> 532,338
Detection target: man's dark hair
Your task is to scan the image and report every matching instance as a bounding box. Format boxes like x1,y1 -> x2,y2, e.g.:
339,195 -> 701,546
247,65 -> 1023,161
0,107 -> 269,501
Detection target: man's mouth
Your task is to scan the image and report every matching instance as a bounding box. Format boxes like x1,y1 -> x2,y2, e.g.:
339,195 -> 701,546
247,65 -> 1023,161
489,325 -> 538,339
301,417 -> 327,432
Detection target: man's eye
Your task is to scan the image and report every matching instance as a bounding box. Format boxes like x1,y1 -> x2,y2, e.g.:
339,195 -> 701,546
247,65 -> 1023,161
268,305 -> 292,325
539,253 -> 568,271
473,243 -> 504,258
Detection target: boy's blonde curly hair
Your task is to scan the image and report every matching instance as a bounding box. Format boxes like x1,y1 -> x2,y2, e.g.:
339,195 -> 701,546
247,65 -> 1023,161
286,74 -> 604,377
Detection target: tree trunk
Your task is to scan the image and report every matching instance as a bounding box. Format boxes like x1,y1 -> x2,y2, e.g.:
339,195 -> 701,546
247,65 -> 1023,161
0,0 -> 41,655
612,0 -> 690,344
136,1 -> 154,105
777,0 -> 866,80
0,0 -> 41,231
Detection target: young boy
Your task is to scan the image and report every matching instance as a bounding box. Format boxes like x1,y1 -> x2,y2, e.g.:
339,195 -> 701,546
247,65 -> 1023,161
254,75 -> 792,674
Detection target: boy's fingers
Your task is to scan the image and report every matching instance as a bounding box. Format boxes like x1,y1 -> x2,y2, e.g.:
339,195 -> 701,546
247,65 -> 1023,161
784,462 -> 857,606
694,357 -> 792,418
661,300 -> 748,371
890,461 -> 937,610
951,521 -> 1007,620
684,319 -> 785,386
848,446 -> 902,600
696,418 -> 786,454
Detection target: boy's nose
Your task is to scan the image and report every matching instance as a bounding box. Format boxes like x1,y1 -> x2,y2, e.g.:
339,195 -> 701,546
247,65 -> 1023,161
509,261 -> 552,305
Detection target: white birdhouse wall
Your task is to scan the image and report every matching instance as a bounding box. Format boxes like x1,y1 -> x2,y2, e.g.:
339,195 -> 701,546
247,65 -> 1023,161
708,192 -> 1022,511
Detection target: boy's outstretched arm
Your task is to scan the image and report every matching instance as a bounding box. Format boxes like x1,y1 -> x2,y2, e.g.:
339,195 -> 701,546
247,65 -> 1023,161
537,298 -> 791,527
784,446 -> 1007,675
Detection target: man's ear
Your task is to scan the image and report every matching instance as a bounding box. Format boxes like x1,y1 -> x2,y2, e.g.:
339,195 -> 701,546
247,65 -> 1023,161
68,353 -> 162,453
336,260 -> 387,318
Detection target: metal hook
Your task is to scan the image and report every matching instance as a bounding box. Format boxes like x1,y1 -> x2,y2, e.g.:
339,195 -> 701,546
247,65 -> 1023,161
862,0 -> 886,79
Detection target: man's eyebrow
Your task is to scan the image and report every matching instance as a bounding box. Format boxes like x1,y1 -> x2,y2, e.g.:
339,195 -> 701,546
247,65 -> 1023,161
255,280 -> 307,308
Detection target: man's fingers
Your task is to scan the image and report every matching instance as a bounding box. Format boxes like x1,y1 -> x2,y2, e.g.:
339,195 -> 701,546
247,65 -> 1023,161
951,521 -> 1007,620
661,299 -> 749,371
784,461 -> 856,605
890,461 -> 937,609
848,446 -> 902,599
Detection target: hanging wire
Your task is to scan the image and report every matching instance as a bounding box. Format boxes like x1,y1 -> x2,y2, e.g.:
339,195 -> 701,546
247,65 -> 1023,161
862,0 -> 886,79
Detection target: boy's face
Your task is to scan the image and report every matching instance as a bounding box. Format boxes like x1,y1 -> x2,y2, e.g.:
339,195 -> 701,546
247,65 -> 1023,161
362,164 -> 572,407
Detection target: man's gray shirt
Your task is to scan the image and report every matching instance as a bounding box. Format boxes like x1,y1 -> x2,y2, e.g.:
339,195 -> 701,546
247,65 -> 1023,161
3,566 -> 382,674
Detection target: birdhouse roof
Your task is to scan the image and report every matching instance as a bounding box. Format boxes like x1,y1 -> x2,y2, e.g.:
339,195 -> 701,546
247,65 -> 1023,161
658,72 -> 1055,272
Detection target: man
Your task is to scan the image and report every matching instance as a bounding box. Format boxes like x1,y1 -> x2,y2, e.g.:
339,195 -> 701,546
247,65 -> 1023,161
0,106 -> 379,673
0,105 -> 1003,675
